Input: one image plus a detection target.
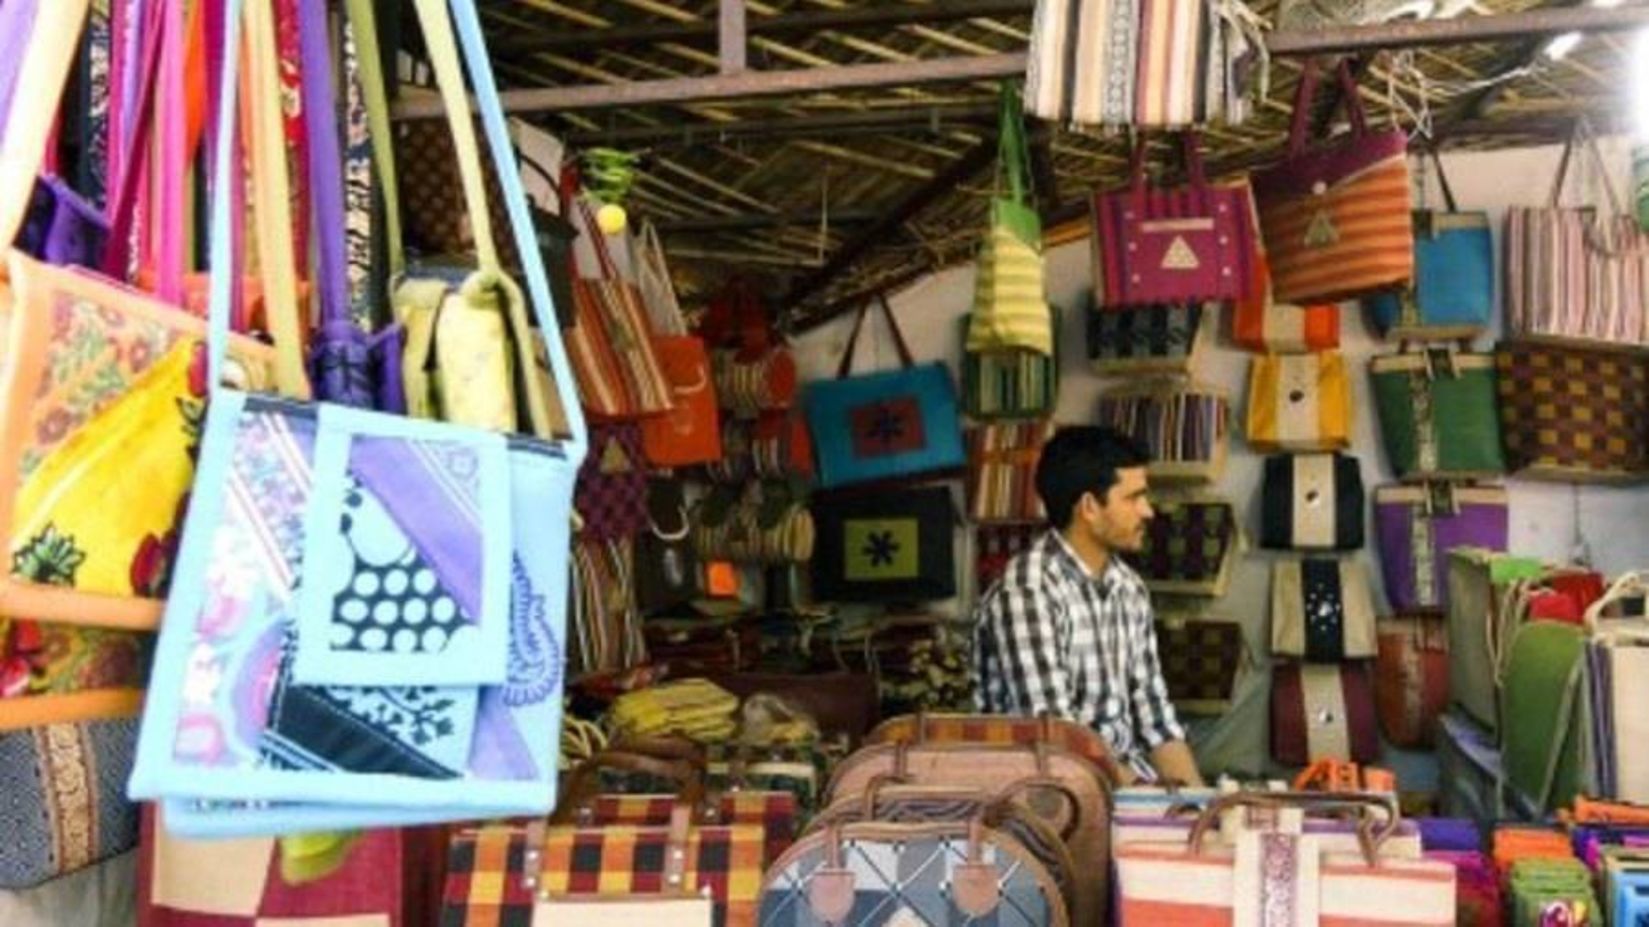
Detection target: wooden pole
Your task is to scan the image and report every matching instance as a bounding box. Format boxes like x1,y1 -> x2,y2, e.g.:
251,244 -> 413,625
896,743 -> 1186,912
719,0 -> 747,75
562,103 -> 997,146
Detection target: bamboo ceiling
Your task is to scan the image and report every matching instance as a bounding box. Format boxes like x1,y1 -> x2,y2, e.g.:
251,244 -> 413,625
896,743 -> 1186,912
462,0 -> 1644,327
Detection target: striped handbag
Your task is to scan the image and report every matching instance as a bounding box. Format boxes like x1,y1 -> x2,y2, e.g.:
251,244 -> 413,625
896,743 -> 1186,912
1252,58 -> 1414,304
1025,0 -> 1265,128
968,84 -> 1052,356
1505,122 -> 1649,346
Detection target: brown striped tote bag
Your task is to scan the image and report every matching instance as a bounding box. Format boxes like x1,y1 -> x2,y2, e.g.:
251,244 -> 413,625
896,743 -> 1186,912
1252,58 -> 1414,304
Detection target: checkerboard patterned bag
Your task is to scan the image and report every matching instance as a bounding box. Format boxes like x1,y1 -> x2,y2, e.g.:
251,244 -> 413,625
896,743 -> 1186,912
575,423 -> 649,541
1156,614 -> 1246,715
442,816 -> 764,927
1495,339 -> 1649,481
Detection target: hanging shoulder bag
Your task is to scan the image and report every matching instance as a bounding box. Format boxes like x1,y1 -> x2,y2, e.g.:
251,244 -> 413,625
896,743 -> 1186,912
804,296 -> 964,489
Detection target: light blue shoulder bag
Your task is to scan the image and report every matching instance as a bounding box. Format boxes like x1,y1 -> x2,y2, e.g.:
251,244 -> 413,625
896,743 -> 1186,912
126,0 -> 586,836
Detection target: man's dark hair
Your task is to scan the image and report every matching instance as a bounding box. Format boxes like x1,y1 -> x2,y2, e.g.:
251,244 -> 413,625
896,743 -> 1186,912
1035,426 -> 1152,529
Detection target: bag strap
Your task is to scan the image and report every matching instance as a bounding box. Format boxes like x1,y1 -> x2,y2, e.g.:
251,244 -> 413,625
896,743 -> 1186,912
342,0 -> 405,286
835,293 -> 916,379
296,0 -> 353,331
1285,57 -> 1370,157
0,0 -> 93,249
411,0 -> 499,274
0,0 -> 43,132
637,219 -> 687,336
450,0 -> 588,459
1425,141 -> 1460,213
204,0 -> 307,396
1584,570 -> 1649,633
1548,117 -> 1625,212
151,0 -> 189,301
243,0 -> 308,395
99,0 -> 166,278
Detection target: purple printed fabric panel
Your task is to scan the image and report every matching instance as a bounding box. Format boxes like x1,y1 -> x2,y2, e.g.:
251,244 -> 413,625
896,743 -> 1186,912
350,435 -> 486,626
1376,499 -> 1509,612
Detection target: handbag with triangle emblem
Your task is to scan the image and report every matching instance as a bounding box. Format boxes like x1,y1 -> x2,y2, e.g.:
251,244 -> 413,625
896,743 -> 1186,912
1091,132 -> 1256,308
1252,58 -> 1414,304
575,423 -> 649,541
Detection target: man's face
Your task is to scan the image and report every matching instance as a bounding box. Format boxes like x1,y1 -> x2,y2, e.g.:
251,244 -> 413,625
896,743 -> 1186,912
1078,466 -> 1154,553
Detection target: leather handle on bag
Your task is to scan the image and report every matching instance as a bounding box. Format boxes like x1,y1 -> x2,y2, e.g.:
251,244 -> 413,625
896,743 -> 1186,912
834,293 -> 916,379
1188,791 -> 1399,866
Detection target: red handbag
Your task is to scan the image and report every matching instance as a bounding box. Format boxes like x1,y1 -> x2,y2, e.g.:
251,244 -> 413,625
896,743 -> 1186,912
1091,132 -> 1257,308
1271,661 -> 1380,765
641,335 -> 722,468
1376,613 -> 1450,748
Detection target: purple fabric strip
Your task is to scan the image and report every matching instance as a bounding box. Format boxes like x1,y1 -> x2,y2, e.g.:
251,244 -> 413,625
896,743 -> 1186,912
296,0 -> 349,327
349,436 -> 485,623
0,0 -> 40,132
470,688 -> 538,780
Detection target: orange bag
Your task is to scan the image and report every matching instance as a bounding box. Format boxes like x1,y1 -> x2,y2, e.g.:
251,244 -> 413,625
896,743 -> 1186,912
1231,255 -> 1339,353
641,335 -> 722,467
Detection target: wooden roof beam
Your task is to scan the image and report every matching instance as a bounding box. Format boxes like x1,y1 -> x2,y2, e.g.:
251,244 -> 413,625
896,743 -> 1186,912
397,4 -> 1649,120
561,102 -> 997,146
491,0 -> 1035,55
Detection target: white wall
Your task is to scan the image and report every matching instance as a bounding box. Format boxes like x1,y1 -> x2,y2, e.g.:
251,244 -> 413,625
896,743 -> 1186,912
791,139 -> 1649,777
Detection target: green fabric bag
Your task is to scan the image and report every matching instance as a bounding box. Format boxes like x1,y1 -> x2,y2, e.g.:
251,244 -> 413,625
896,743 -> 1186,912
1446,548 -> 1548,734
1502,620 -> 1593,816
967,83 -> 1052,357
1369,349 -> 1505,480
959,305 -> 1060,419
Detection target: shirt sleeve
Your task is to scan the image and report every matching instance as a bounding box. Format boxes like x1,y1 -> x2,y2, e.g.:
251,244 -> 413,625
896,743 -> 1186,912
1128,598 -> 1186,750
984,570 -> 1075,719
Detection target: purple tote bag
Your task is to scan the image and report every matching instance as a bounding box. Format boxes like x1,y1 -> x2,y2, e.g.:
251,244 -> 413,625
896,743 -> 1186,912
1374,484 -> 1509,612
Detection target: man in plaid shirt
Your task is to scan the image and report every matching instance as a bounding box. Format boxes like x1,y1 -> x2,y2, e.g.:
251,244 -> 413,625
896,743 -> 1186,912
972,426 -> 1203,785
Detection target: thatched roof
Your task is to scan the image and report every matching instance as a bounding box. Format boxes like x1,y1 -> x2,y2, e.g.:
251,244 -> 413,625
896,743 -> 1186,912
465,0 -> 1640,326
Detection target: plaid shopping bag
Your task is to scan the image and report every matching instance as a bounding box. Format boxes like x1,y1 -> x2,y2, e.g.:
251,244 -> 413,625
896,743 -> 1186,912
442,819 -> 765,927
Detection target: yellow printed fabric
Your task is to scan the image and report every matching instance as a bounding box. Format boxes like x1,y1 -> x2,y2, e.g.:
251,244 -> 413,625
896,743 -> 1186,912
13,341 -> 203,598
969,225 -> 1053,356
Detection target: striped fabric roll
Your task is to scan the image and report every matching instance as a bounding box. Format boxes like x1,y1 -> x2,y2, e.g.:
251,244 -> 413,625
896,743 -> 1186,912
966,421 -> 1054,524
1024,0 -> 1261,128
1096,385 -> 1229,482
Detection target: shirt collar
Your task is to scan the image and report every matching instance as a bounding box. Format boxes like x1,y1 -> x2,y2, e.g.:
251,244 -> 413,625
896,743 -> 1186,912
1047,530 -> 1124,596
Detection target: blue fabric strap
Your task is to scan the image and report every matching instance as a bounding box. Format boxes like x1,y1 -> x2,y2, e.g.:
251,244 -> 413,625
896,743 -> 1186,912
447,0 -> 587,463
205,0 -> 245,393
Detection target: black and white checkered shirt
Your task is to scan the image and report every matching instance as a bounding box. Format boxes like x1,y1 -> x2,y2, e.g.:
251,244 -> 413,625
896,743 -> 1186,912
972,530 -> 1185,781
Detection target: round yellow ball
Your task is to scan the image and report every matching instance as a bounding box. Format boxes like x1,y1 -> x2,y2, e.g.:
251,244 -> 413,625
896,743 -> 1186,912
596,203 -> 628,234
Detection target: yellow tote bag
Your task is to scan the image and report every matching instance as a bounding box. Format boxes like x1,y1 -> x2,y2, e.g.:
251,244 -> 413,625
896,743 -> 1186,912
1246,351 -> 1352,452
967,85 -> 1052,357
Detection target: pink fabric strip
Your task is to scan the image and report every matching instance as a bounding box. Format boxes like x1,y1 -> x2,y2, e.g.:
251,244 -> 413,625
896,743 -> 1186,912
153,0 -> 185,300
273,0 -> 308,275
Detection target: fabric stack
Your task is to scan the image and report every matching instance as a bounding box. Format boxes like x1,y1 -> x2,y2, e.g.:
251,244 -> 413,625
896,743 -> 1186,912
607,678 -> 740,744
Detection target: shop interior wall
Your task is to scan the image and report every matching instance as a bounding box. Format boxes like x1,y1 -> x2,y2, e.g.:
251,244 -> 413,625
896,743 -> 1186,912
787,138 -> 1649,781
